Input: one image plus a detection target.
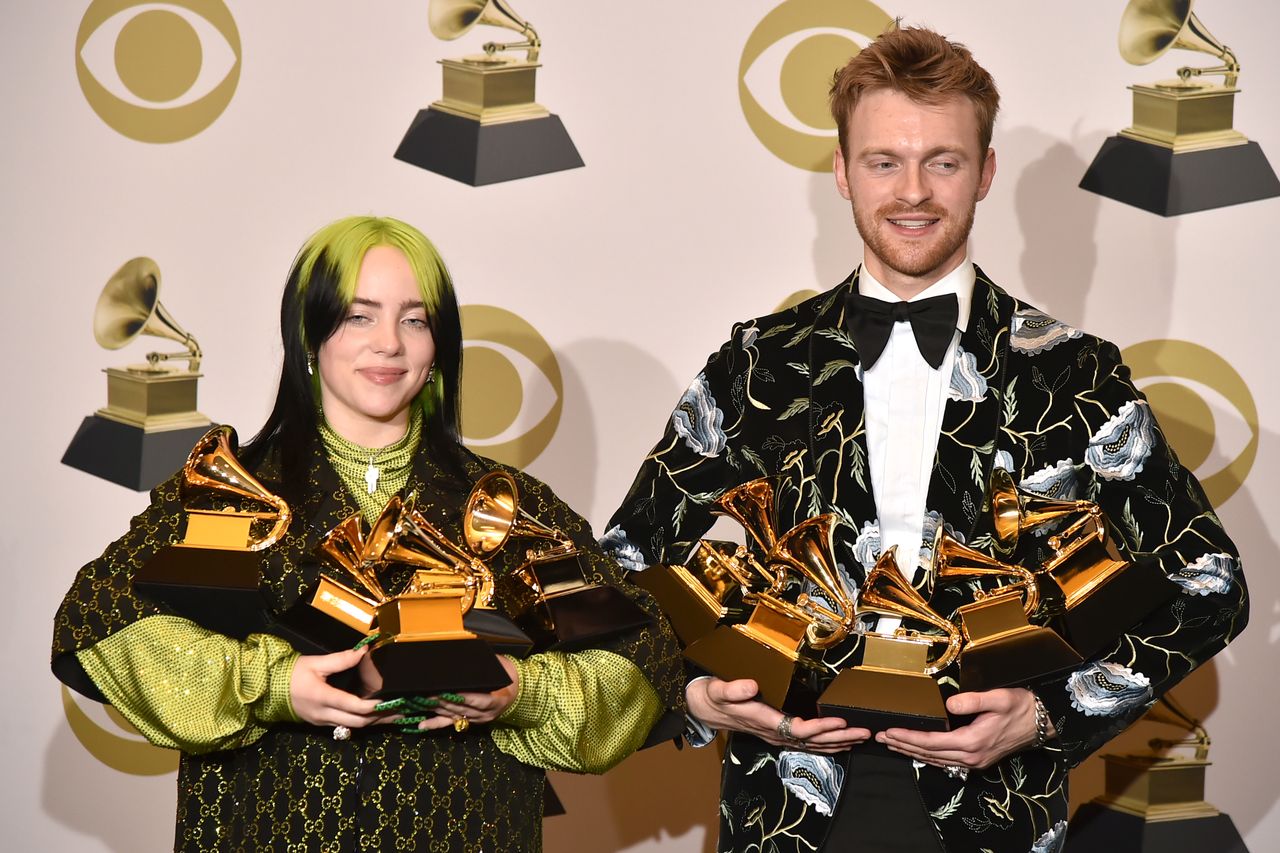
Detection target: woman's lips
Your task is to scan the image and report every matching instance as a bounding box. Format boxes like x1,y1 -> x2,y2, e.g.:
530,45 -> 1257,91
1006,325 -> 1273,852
358,367 -> 407,385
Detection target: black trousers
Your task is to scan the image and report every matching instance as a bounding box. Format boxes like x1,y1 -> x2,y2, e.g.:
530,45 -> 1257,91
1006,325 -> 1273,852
822,751 -> 944,852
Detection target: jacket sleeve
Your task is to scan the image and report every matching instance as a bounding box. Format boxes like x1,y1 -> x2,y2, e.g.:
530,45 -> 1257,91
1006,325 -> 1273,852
1033,341 -> 1248,767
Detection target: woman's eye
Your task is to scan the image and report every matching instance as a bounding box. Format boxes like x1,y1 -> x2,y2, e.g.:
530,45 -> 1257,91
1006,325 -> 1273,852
403,316 -> 429,328
344,314 -> 371,325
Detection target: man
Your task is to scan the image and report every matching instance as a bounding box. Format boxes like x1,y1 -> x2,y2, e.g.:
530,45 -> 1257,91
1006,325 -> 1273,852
603,26 -> 1247,853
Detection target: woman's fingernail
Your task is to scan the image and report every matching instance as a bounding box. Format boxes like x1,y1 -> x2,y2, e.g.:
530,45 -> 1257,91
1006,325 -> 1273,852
440,693 -> 465,703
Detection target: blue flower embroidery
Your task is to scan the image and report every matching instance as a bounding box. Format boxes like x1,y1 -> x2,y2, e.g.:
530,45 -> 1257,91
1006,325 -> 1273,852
1021,459 -> 1079,500
1067,661 -> 1152,717
948,346 -> 988,402
670,373 -> 728,457
993,450 -> 1014,473
599,525 -> 647,573
1010,309 -> 1082,354
1031,820 -> 1067,853
853,520 -> 882,570
1086,400 -> 1156,481
777,750 -> 844,817
1172,553 -> 1235,596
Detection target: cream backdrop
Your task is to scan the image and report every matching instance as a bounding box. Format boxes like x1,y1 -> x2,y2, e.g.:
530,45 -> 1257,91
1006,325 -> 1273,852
2,1 -> 1277,850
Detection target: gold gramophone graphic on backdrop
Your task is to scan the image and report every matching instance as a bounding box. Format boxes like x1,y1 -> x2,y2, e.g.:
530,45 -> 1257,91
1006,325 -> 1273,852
635,479 -> 781,647
991,468 -> 1174,659
394,0 -> 584,185
816,548 -> 963,731
62,258 -> 216,490
1067,695 -> 1250,851
133,425 -> 290,639
683,513 -> 849,712
1079,0 -> 1279,215
466,471 -> 650,649
931,525 -> 1082,692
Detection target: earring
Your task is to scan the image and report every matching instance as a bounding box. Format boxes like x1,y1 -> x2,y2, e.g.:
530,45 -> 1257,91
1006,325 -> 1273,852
426,365 -> 435,382
306,355 -> 315,376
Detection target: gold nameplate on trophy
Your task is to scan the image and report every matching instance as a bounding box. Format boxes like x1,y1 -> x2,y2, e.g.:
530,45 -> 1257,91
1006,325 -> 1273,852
818,548 -> 961,731
134,425 -> 290,638
991,469 -> 1173,659
932,526 -> 1081,691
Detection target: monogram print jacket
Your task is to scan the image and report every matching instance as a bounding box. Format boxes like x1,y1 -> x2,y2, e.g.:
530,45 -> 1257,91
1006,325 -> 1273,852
604,266 -> 1248,853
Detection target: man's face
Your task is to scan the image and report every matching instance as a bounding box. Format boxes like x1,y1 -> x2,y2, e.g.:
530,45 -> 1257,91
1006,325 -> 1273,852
835,88 -> 996,295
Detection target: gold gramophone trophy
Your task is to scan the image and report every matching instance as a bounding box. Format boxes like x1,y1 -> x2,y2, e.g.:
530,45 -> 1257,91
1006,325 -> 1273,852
931,526 -> 1081,692
684,514 -> 848,712
1066,696 -> 1249,852
357,493 -> 513,698
634,479 -> 780,647
394,0 -> 583,185
466,471 -> 650,650
63,258 -> 214,490
1079,0 -> 1279,215
133,425 -> 290,638
817,548 -> 962,731
991,469 -> 1174,659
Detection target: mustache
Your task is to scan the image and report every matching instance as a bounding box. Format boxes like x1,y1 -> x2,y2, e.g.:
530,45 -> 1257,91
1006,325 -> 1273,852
876,203 -> 947,219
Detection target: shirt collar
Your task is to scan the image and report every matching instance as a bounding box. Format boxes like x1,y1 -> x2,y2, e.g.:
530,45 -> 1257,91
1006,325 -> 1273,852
857,255 -> 975,333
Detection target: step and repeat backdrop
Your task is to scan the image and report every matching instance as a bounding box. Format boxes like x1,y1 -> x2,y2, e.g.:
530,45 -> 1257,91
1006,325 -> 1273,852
2,1 -> 1277,850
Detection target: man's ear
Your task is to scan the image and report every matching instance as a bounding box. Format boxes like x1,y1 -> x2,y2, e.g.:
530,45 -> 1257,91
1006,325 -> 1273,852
834,146 -> 853,201
976,147 -> 997,202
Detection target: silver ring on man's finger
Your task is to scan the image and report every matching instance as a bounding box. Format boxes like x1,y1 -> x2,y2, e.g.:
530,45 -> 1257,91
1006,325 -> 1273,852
944,764 -> 968,781
775,715 -> 797,742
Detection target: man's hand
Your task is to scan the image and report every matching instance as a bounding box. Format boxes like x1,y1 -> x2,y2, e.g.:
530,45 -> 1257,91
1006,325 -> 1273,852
289,647 -> 384,729
686,677 -> 871,754
876,687 -> 1047,770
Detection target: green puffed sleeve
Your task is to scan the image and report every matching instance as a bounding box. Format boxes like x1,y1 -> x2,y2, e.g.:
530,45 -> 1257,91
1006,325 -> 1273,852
76,614 -> 300,754
490,649 -> 662,774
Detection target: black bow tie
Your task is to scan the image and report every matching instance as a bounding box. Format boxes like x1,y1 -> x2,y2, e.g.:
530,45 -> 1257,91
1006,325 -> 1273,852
845,292 -> 959,370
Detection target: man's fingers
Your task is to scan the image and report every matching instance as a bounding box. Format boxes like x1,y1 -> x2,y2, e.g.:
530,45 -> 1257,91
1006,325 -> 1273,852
788,717 -> 865,740
709,678 -> 760,704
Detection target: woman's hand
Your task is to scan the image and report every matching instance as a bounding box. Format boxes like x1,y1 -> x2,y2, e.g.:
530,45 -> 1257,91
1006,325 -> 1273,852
418,655 -> 522,731
289,647 -> 384,729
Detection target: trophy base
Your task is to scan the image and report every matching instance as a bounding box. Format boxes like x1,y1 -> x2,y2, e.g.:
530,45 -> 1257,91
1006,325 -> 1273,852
62,415 -> 213,491
1066,803 -> 1247,853
133,544 -> 270,639
369,637 -> 512,699
464,607 -> 534,658
1053,559 -> 1175,659
529,585 -> 652,652
272,576 -> 373,655
633,563 -> 725,647
394,107 -> 583,186
957,625 -> 1082,692
1079,135 -> 1280,216
817,667 -> 949,732
684,623 -> 807,711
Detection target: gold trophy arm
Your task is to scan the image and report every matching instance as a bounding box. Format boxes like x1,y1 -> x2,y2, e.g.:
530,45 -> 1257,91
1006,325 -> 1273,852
796,593 -> 854,650
249,500 -> 292,552
921,627 -> 963,676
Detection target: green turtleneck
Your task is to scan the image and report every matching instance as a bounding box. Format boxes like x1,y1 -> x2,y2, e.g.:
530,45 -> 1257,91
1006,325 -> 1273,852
318,407 -> 422,524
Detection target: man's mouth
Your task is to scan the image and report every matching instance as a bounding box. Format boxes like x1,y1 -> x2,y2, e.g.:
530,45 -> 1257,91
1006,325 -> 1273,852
887,218 -> 938,229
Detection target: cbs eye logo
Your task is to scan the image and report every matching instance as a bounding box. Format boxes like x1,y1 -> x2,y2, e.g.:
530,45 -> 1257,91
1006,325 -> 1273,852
76,0 -> 241,143
1123,340 -> 1258,507
460,306 -> 564,470
63,685 -> 178,776
739,0 -> 892,171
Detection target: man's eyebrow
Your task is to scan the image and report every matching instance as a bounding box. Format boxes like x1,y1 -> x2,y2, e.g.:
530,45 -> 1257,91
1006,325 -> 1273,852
857,145 -> 971,160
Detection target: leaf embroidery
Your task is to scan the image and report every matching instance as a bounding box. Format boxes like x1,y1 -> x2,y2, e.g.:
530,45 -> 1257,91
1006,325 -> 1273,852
931,789 -> 964,819
779,398 -> 810,420
814,359 -> 857,385
786,361 -> 811,377
758,322 -> 795,340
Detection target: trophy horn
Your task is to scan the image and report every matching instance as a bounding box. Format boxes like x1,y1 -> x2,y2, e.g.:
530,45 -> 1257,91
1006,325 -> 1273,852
931,524 -> 1040,617
859,549 -> 963,675
365,493 -> 494,610
1119,0 -> 1238,87
428,0 -> 540,61
990,467 -> 1091,553
317,513 -> 386,602
766,514 -> 855,650
712,478 -> 783,591
93,257 -> 202,371
463,470 -> 570,559
181,426 -> 291,551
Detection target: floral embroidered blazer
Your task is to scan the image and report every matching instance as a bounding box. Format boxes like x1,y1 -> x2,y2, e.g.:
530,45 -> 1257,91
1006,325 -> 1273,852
604,266 -> 1247,853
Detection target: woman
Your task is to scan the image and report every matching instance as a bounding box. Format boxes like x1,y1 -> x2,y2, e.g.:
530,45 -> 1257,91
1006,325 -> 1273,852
51,216 -> 683,852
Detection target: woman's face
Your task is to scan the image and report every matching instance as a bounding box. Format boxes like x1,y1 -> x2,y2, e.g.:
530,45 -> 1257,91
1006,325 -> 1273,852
317,245 -> 435,445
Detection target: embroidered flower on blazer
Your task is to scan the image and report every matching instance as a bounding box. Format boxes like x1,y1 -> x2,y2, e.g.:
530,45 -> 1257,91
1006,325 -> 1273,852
948,346 -> 988,402
670,373 -> 728,457
1030,820 -> 1068,853
1021,459 -> 1079,500
1010,308 -> 1083,354
599,525 -> 647,572
1172,552 -> 1235,596
777,750 -> 844,817
1086,400 -> 1156,480
993,449 -> 1015,473
852,520 -> 881,570
1066,661 -> 1152,717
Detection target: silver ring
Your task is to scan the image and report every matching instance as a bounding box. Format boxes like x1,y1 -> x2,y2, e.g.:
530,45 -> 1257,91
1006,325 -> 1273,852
332,725 -> 352,742
944,764 -> 968,781
775,715 -> 796,742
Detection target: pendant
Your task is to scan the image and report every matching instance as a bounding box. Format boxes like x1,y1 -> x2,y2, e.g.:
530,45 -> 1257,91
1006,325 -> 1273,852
365,457 -> 379,494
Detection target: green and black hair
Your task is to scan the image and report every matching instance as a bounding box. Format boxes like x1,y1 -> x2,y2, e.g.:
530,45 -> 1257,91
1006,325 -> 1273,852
245,216 -> 468,482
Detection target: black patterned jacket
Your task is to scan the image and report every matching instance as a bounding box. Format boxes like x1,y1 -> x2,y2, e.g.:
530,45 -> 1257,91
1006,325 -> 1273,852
604,266 -> 1247,853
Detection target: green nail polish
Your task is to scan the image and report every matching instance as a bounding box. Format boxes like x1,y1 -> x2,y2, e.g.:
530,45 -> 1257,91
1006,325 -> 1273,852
440,692 -> 464,703
399,714 -> 426,724
375,699 -> 404,712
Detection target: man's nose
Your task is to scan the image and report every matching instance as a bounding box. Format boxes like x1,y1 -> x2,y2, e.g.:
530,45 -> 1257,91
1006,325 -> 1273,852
895,164 -> 931,207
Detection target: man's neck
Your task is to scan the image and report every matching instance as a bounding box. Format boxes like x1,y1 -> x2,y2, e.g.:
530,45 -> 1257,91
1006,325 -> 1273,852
862,249 -> 969,301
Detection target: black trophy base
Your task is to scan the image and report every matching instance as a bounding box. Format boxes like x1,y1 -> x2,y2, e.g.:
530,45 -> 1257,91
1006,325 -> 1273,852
1080,136 -> 1280,216
464,608 -> 534,658
957,627 -> 1082,693
62,415 -> 211,491
369,637 -> 511,699
395,107 -> 584,186
1056,560 -> 1174,660
1066,803 -> 1248,853
684,624 -> 807,711
532,586 -> 653,652
818,668 -> 949,733
134,544 -> 270,640
271,595 -> 368,656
